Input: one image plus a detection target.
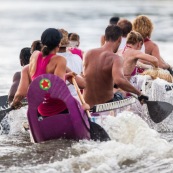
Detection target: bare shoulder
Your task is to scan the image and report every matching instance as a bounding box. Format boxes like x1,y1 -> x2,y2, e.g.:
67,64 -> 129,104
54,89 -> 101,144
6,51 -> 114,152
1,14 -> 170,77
132,49 -> 144,58
13,71 -> 21,81
145,40 -> 159,51
53,54 -> 66,60
22,64 -> 29,71
105,52 -> 122,65
51,54 -> 67,65
87,47 -> 101,54
107,51 -> 121,59
152,42 -> 159,50
84,48 -> 100,62
30,50 -> 40,61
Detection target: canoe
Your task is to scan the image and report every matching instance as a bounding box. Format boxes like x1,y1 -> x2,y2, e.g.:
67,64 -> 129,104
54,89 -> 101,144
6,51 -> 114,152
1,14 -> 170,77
91,97 -> 136,124
92,97 -> 136,113
27,74 -> 90,143
0,75 -> 136,141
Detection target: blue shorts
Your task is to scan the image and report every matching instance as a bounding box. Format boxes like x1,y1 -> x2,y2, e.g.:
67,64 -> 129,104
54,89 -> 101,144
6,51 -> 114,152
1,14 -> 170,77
107,91 -> 124,103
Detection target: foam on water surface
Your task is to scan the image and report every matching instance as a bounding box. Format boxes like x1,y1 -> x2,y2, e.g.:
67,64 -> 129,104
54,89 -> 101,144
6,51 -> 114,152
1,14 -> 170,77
2,110 -> 173,173
1,0 -> 173,172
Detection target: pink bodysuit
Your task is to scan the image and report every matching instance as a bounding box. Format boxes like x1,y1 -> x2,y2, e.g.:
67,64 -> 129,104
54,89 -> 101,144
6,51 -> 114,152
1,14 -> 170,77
31,53 -> 67,116
123,45 -> 145,76
69,47 -> 83,59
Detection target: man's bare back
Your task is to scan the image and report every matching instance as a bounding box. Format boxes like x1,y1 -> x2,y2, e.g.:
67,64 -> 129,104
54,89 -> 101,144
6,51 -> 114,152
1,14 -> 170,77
84,47 -> 118,107
83,25 -> 143,108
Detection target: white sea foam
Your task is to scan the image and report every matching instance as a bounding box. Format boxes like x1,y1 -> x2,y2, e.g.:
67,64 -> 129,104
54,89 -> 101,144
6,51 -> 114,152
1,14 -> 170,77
5,111 -> 173,173
7,106 -> 28,136
1,0 -> 173,172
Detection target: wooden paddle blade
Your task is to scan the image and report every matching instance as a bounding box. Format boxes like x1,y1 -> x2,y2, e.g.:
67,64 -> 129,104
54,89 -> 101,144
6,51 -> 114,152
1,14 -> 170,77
0,107 -> 13,122
146,101 -> 173,123
89,119 -> 111,141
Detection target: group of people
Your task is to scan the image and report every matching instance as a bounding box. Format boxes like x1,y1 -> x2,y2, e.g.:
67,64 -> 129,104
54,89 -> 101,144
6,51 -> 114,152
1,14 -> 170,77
9,15 -> 173,117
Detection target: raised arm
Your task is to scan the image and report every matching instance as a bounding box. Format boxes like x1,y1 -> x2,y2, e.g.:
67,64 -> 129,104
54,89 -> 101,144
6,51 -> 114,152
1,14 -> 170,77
136,61 -> 153,70
112,55 -> 141,96
135,50 -> 158,68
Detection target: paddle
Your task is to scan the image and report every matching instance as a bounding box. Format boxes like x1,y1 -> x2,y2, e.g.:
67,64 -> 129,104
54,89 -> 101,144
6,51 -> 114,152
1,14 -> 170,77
130,93 -> 173,123
72,77 -> 111,141
0,107 -> 13,122
0,95 -> 8,109
0,98 -> 28,122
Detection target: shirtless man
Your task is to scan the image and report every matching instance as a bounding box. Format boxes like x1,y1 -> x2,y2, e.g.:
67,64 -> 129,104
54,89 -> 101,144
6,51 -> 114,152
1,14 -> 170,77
132,15 -> 173,74
118,31 -> 158,80
83,25 -> 148,108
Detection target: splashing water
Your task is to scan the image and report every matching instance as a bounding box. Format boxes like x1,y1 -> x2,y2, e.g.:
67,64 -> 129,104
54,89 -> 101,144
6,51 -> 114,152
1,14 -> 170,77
1,110 -> 173,173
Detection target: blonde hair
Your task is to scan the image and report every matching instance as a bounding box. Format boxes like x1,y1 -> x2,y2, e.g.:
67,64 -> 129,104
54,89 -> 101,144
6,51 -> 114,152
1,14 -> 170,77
59,29 -> 69,47
142,68 -> 173,83
126,31 -> 144,45
132,15 -> 153,39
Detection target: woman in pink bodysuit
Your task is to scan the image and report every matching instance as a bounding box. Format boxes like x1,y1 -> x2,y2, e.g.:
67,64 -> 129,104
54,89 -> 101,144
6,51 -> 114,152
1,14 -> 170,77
11,28 -> 68,116
11,28 -> 90,116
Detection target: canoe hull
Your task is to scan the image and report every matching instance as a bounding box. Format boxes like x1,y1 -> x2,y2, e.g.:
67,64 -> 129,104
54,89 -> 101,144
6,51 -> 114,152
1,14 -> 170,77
27,74 -> 90,143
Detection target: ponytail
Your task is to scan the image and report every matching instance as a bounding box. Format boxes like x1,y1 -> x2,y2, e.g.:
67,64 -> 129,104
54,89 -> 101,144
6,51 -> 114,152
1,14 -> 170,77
41,46 -> 50,56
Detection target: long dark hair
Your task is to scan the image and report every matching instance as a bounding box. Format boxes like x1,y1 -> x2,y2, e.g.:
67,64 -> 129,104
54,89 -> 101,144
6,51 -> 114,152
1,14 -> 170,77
41,28 -> 63,56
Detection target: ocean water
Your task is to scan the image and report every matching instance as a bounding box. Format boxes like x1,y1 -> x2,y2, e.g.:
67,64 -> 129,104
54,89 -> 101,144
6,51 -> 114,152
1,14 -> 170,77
0,0 -> 173,172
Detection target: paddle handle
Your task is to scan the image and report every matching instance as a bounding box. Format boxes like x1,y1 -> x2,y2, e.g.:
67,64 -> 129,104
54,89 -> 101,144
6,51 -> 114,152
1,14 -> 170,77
130,92 -> 149,105
72,77 -> 91,118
